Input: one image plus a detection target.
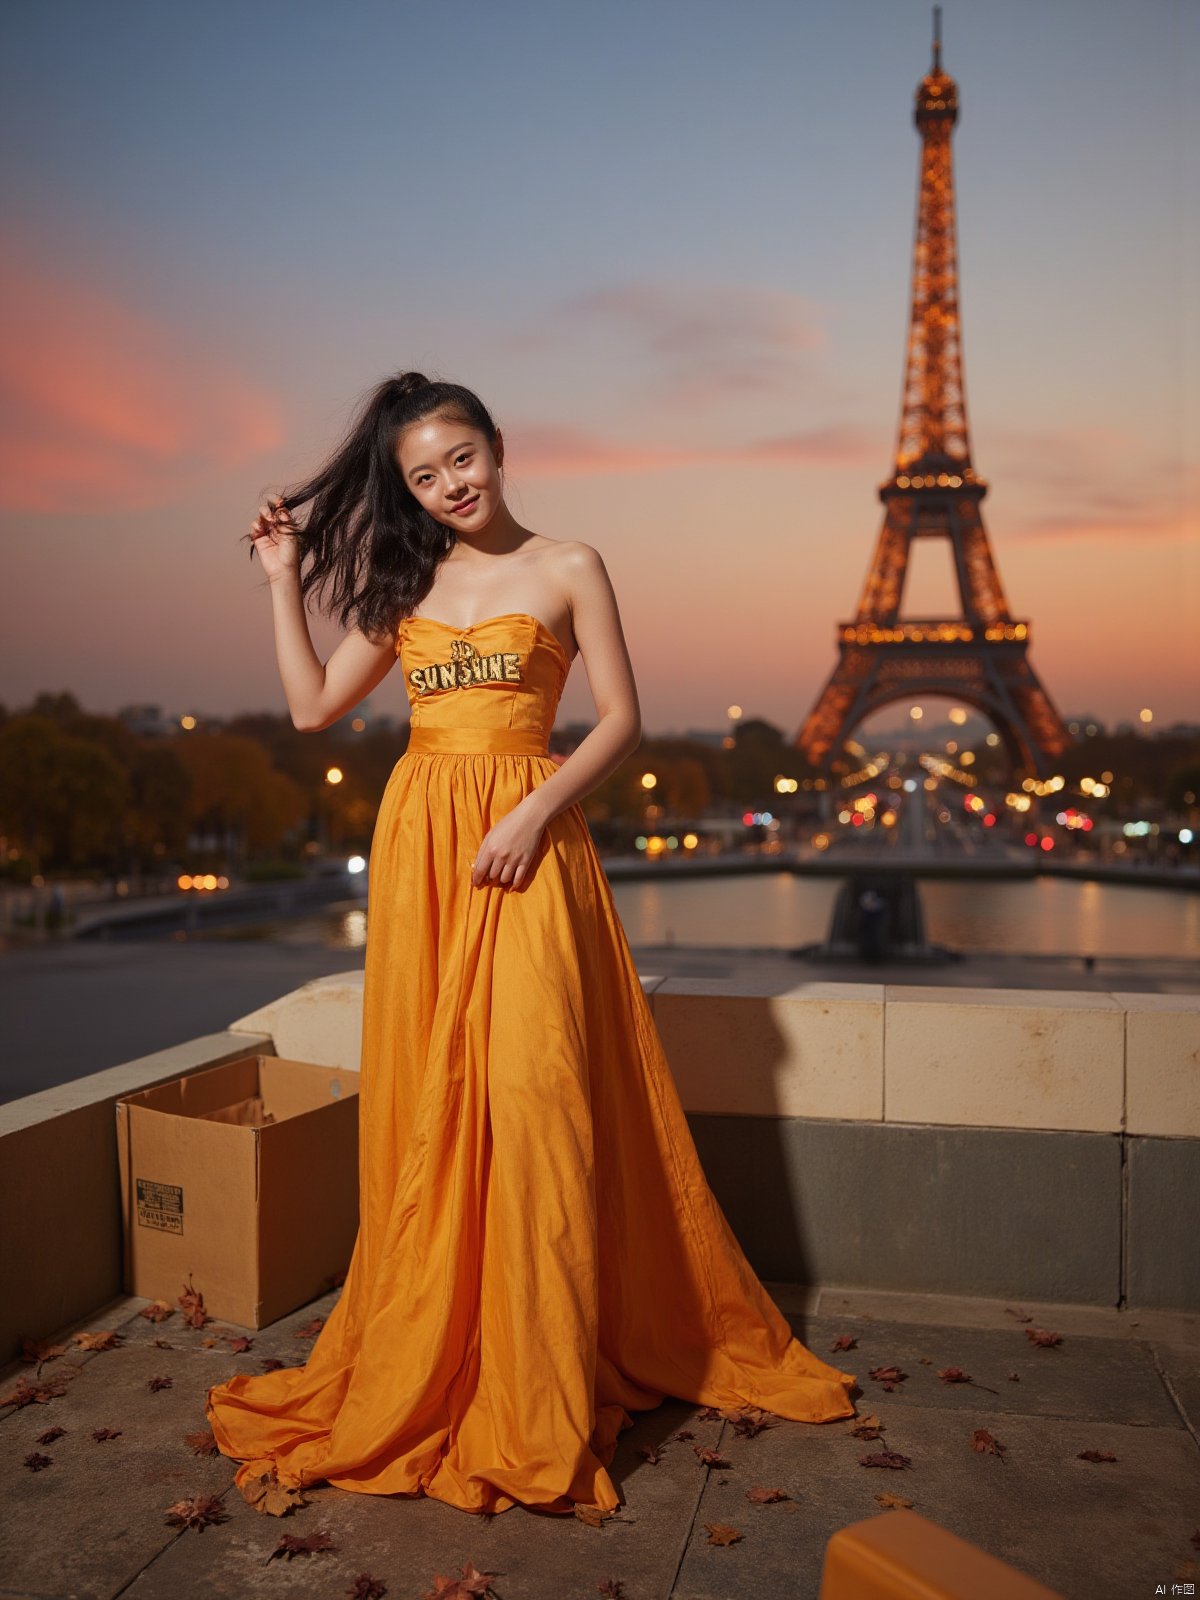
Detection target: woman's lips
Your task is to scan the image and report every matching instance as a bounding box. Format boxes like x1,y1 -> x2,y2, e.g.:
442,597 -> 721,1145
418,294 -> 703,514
451,496 -> 480,516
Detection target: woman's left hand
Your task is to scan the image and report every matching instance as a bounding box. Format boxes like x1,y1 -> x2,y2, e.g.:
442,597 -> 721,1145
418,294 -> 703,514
471,797 -> 549,890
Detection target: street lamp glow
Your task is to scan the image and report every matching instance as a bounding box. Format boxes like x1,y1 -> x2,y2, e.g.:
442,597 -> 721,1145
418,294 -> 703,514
325,766 -> 344,785
727,705 -> 743,721
640,772 -> 657,790
910,706 -> 923,721
1139,707 -> 1153,724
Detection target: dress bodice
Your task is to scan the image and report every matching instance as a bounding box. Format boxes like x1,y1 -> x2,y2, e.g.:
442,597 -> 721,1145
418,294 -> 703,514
396,612 -> 570,751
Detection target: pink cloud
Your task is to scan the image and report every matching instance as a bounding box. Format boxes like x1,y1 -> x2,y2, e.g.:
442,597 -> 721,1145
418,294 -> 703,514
0,235 -> 284,514
505,419 -> 880,476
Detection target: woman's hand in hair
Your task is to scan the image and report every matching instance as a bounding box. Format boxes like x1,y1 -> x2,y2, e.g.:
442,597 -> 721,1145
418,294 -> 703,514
248,496 -> 301,584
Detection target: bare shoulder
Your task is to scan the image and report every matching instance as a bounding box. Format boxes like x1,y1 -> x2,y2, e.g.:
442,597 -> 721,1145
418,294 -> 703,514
545,539 -> 611,598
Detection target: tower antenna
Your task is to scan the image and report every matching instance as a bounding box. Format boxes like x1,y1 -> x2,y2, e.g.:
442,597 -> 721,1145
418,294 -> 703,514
932,5 -> 942,72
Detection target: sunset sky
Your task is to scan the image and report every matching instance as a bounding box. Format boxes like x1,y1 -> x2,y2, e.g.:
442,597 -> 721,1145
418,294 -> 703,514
1,0 -> 1196,738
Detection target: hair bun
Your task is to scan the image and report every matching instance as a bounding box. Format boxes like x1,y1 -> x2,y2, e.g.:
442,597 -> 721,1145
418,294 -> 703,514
394,371 -> 430,396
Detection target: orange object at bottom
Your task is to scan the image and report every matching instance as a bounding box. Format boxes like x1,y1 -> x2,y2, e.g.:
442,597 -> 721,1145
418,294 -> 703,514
820,1509 -> 1065,1600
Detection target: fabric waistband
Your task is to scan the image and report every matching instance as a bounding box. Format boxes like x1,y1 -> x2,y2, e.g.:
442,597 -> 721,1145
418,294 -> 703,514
405,724 -> 551,756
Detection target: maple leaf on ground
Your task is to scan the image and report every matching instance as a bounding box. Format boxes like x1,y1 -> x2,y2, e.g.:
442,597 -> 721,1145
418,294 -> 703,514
1007,1371 -> 1021,1381
36,1425 -> 66,1444
1025,1327 -> 1063,1348
294,1317 -> 326,1340
597,1581 -> 626,1598
574,1503 -> 622,1527
694,1446 -> 732,1469
92,1427 -> 122,1442
261,1357 -> 286,1371
746,1485 -> 790,1503
184,1429 -> 219,1456
867,1365 -> 907,1388
153,1338 -> 174,1350
971,1428 -> 1007,1458
1077,1448 -> 1117,1463
225,1334 -> 254,1353
178,1276 -> 209,1329
347,1575 -> 388,1599
24,1451 -> 53,1471
673,1429 -> 695,1441
240,1466 -> 309,1517
139,1300 -> 175,1323
164,1494 -> 228,1530
148,1376 -> 174,1392
850,1413 -> 885,1439
268,1529 -> 337,1562
20,1336 -> 68,1365
421,1559 -> 498,1597
703,1522 -> 743,1546
0,1376 -> 69,1408
727,1408 -> 777,1438
938,1366 -> 1000,1395
830,1334 -> 858,1351
695,1405 -> 724,1422
74,1329 -> 124,1352
876,1492 -> 914,1509
859,1450 -> 912,1470
636,1444 -> 662,1464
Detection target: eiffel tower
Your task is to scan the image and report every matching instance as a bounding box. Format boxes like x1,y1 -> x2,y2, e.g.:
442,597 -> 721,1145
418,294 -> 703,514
795,7 -> 1071,780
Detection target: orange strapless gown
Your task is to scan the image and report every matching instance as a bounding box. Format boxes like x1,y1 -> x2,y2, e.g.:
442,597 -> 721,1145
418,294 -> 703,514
205,612 -> 858,1515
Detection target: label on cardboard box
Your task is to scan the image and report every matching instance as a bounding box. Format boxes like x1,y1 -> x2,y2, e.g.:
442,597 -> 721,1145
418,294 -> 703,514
136,1177 -> 184,1234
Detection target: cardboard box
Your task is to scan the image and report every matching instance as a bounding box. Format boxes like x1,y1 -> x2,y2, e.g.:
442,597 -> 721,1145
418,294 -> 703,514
115,1053 -> 359,1329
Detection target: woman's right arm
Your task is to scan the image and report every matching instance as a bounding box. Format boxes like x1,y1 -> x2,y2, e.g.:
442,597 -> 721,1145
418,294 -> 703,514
251,499 -> 398,733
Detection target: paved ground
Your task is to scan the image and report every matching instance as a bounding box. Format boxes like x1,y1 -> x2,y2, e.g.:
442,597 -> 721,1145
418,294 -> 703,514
2,1284 -> 1197,1600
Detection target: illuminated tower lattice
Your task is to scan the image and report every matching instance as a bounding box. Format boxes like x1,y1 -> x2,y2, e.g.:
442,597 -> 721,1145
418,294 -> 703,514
794,8 -> 1070,779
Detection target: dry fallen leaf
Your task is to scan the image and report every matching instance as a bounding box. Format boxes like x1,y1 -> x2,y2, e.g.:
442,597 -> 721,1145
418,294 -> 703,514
225,1335 -> 254,1353
240,1466 -> 309,1517
876,1492 -> 914,1509
148,1376 -> 173,1393
636,1444 -> 662,1464
184,1429 -> 219,1456
703,1522 -> 743,1546
24,1451 -> 53,1471
421,1558 -> 498,1596
830,1334 -> 858,1351
36,1425 -> 66,1444
20,1337 -> 68,1365
294,1317 -> 326,1340
261,1358 -> 286,1371
597,1582 -> 626,1599
573,1503 -> 621,1527
851,1414 -> 885,1440
346,1576 -> 389,1599
268,1529 -> 337,1562
1077,1448 -> 1117,1463
971,1428 -> 1007,1457
1005,1306 -> 1034,1323
92,1427 -> 122,1442
860,1450 -> 912,1470
164,1494 -> 228,1530
746,1485 -> 790,1503
74,1330 -> 124,1352
1,1375 -> 70,1408
694,1446 -> 732,1469
726,1408 -> 777,1438
178,1276 -> 210,1329
673,1429 -> 695,1441
868,1364 -> 908,1392
1025,1327 -> 1063,1348
139,1300 -> 175,1323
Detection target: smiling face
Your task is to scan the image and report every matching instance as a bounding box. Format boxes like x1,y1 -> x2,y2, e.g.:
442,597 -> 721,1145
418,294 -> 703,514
395,411 -> 505,533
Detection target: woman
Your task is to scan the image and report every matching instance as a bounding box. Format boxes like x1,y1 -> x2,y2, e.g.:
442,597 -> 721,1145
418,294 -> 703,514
205,370 -> 859,1518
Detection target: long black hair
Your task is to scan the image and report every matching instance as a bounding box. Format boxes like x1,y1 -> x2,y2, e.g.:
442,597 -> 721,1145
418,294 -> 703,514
246,371 -> 502,643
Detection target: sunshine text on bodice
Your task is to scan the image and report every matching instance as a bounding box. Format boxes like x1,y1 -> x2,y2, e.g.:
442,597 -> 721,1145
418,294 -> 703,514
408,637 -> 525,699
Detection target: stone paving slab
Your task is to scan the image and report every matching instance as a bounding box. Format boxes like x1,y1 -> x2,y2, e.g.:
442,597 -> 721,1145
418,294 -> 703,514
119,1400 -> 718,1600
674,1403 -> 1200,1600
792,1311 -> 1182,1428
3,1289 -> 1199,1600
